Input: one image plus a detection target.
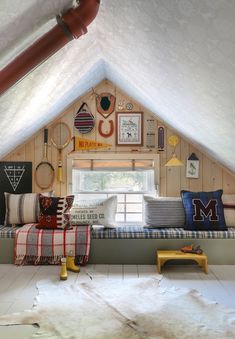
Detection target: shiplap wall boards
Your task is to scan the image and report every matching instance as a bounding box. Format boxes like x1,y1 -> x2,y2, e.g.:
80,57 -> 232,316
3,79 -> 235,197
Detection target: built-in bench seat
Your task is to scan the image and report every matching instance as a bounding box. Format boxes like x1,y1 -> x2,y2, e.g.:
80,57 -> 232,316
92,226 -> 235,239
90,226 -> 235,265
1,225 -> 235,265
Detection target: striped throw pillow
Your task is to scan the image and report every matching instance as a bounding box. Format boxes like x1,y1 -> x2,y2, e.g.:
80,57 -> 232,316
4,192 -> 53,226
144,196 -> 185,228
222,194 -> 235,227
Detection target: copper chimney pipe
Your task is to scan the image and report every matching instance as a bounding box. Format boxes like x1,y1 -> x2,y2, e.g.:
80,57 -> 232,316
0,0 -> 100,96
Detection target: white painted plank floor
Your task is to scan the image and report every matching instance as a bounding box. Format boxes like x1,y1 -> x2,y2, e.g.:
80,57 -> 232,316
0,264 -> 235,338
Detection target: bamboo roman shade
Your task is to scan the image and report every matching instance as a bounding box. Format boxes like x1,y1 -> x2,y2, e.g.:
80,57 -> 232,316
72,159 -> 154,171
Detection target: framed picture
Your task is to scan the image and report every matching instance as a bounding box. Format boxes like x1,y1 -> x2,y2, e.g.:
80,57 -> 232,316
186,153 -> 199,178
0,162 -> 32,224
116,112 -> 143,146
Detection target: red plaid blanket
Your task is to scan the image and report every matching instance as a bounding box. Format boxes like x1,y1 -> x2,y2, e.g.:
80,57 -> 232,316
14,224 -> 91,265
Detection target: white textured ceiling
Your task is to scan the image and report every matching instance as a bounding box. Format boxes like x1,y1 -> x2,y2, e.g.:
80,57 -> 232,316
0,0 -> 235,173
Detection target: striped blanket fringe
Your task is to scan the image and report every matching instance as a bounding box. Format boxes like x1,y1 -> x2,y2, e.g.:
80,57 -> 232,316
15,254 -> 89,266
15,255 -> 60,266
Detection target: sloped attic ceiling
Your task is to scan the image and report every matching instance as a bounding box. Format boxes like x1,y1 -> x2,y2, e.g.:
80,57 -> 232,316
1,0 -> 235,173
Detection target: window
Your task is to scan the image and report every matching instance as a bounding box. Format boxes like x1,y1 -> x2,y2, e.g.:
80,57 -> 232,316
68,153 -> 159,225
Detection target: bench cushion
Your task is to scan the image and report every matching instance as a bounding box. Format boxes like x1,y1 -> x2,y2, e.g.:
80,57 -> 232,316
2,225 -> 235,240
92,226 -> 235,239
0,225 -> 21,238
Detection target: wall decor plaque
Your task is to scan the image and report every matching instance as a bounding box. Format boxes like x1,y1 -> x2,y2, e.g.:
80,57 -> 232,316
186,153 -> 199,178
126,102 -> 133,110
98,120 -> 114,138
146,119 -> 156,148
74,103 -> 95,134
0,162 -> 32,224
116,112 -> 143,146
146,133 -> 155,149
96,92 -> 116,118
158,126 -> 165,151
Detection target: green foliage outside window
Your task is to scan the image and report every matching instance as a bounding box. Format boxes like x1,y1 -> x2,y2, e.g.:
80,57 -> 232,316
78,171 -> 148,192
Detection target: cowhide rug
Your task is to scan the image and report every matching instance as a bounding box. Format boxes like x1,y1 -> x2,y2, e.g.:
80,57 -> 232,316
0,277 -> 235,338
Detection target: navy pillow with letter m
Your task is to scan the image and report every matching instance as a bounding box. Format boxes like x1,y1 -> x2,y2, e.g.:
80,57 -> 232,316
181,190 -> 227,231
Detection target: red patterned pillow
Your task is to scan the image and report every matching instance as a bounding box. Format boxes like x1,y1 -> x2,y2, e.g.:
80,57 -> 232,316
37,195 -> 74,229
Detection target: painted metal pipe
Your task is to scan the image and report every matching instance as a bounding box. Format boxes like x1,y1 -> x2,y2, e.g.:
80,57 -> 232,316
0,0 -> 100,96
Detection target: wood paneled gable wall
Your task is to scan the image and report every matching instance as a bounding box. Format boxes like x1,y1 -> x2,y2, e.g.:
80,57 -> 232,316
3,79 -> 235,196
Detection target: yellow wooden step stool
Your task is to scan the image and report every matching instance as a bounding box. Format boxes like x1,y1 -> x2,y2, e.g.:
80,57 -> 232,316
156,250 -> 208,274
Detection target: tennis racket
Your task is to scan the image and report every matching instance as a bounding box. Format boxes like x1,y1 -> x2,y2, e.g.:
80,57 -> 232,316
35,129 -> 55,189
51,122 -> 71,182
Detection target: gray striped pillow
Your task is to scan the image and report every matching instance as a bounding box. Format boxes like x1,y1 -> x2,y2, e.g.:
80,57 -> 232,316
144,196 -> 185,228
4,192 -> 53,226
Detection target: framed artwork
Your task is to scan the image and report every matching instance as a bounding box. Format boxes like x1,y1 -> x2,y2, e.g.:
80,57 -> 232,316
186,153 -> 199,178
116,112 -> 143,146
0,162 -> 32,224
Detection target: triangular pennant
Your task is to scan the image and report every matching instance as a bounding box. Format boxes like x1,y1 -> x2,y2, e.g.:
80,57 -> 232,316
4,165 -> 25,191
188,152 -> 199,161
73,137 -> 112,150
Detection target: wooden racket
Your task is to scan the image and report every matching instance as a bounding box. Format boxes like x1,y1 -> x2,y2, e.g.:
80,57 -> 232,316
51,122 -> 71,182
35,129 -> 55,189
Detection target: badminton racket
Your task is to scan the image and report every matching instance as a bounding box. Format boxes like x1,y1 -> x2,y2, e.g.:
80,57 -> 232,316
35,129 -> 55,189
51,122 -> 71,182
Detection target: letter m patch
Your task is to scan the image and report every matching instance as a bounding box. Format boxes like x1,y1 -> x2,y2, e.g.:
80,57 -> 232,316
192,199 -> 218,222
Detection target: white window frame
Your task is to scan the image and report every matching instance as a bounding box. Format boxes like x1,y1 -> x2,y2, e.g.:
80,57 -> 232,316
67,152 -> 160,224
